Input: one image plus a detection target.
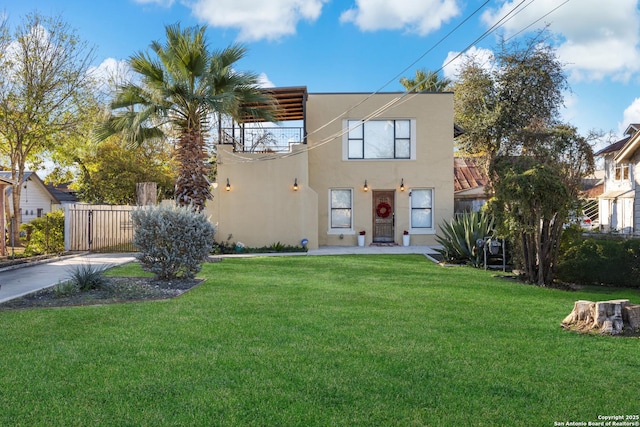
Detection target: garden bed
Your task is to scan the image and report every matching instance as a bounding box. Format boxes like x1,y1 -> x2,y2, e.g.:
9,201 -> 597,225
0,276 -> 202,310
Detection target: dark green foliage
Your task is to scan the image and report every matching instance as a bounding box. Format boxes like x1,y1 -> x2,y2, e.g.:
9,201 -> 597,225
557,236 -> 640,287
436,211 -> 494,267
212,236 -> 306,254
66,263 -> 111,292
21,210 -> 65,256
132,204 -> 215,279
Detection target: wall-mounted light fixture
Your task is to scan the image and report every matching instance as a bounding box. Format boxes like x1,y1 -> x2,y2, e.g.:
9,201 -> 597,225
363,179 -> 369,192
293,178 -> 299,191
400,178 -> 405,192
225,178 -> 231,191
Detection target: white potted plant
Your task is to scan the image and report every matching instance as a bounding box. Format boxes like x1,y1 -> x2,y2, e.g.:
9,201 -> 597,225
402,230 -> 410,246
358,230 -> 366,247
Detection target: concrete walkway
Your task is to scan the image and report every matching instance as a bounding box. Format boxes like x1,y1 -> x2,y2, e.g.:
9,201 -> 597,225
307,245 -> 440,256
0,246 -> 440,304
0,253 -> 136,304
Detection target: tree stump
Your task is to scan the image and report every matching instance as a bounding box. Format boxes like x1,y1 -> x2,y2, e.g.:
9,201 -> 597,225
136,182 -> 157,206
625,304 -> 640,330
561,299 -> 639,335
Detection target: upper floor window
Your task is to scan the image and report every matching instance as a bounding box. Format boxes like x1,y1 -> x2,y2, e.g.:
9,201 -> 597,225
614,163 -> 630,181
346,119 -> 414,160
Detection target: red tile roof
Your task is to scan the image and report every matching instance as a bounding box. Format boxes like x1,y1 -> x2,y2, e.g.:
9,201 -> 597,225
454,158 -> 488,193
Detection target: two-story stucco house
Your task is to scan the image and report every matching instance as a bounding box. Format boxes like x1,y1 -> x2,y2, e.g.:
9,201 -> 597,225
596,124 -> 640,235
207,88 -> 454,250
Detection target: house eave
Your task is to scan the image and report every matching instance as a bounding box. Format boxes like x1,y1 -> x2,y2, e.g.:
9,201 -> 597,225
614,130 -> 640,161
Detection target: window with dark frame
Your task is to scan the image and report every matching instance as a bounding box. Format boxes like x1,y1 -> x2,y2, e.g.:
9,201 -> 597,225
347,119 -> 411,159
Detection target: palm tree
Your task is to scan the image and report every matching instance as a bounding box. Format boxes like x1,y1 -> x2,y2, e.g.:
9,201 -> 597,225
400,69 -> 451,92
97,24 -> 276,211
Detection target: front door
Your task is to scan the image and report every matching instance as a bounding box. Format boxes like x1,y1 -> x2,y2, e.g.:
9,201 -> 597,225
373,190 -> 394,243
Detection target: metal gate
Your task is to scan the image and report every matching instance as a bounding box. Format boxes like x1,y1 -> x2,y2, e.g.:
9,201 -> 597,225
65,205 -> 137,252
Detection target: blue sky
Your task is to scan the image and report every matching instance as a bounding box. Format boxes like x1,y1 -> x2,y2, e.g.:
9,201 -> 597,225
3,0 -> 640,149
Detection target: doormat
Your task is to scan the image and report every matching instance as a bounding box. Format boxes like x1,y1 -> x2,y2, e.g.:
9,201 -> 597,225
370,243 -> 398,247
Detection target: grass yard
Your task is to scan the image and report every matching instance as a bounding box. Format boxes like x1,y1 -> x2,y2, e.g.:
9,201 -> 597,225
1,255 -> 639,426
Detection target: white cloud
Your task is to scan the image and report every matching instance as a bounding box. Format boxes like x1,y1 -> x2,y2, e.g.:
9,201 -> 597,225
191,0 -> 327,41
481,0 -> 640,81
442,46 -> 495,81
620,98 -> 640,134
257,73 -> 275,88
340,0 -> 461,35
87,58 -> 133,98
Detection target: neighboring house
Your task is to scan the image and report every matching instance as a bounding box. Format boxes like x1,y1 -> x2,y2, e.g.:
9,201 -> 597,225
45,182 -> 79,205
595,124 -> 640,235
207,87 -> 455,249
453,158 -> 488,213
0,171 -> 64,223
579,169 -> 604,230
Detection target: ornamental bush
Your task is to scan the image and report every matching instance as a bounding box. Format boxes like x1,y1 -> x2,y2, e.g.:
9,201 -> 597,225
131,204 -> 215,280
21,210 -> 65,256
556,235 -> 640,288
436,210 -> 494,267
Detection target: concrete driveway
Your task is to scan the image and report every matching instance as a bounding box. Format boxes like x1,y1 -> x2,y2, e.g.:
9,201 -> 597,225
0,253 -> 136,304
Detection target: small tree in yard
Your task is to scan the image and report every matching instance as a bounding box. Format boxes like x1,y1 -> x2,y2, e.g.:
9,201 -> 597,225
132,204 -> 215,280
489,124 -> 594,285
452,32 -> 595,285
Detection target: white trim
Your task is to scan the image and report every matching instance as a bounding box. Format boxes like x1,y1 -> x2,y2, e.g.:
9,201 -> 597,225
409,187 -> 435,234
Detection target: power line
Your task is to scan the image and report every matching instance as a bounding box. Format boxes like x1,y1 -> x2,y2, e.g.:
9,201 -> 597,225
224,0 -> 572,164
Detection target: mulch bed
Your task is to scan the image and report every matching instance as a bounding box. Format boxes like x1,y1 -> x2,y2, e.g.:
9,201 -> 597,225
0,277 -> 203,310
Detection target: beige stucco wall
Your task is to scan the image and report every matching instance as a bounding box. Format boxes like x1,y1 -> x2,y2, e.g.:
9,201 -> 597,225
207,144 -> 319,249
208,91 -> 455,249
306,92 -> 454,246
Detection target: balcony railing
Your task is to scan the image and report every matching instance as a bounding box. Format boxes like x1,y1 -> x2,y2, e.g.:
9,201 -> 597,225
220,126 -> 304,153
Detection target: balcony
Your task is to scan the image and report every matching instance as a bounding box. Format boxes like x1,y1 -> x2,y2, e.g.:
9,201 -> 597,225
221,126 -> 304,153
218,86 -> 307,153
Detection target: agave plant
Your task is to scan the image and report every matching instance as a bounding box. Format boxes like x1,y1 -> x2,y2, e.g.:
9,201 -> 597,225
436,211 -> 495,267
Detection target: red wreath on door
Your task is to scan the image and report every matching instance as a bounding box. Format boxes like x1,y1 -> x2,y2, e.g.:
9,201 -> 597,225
376,202 -> 392,218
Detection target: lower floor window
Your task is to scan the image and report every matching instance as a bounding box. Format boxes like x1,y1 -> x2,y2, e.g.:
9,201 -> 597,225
330,189 -> 352,229
411,188 -> 433,229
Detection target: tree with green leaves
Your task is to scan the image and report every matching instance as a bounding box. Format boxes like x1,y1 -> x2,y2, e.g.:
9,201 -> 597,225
452,34 -> 594,285
489,124 -> 594,285
0,13 -> 94,243
98,24 -> 276,211
69,138 -> 176,205
399,68 -> 451,92
452,35 -> 568,172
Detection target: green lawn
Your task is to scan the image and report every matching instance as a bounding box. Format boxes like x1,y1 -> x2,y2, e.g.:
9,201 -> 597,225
1,255 -> 639,426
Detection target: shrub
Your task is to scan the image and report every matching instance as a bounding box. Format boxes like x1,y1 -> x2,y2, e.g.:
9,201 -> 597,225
436,210 -> 494,267
132,204 -> 215,280
54,281 -> 78,298
66,263 -> 111,292
21,210 -> 65,256
556,236 -> 640,287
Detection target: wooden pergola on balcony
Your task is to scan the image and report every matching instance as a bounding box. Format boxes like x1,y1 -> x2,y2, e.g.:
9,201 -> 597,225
222,86 -> 308,152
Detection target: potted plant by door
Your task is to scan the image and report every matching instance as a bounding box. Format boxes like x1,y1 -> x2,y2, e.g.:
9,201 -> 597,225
358,230 -> 366,247
402,230 -> 410,246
